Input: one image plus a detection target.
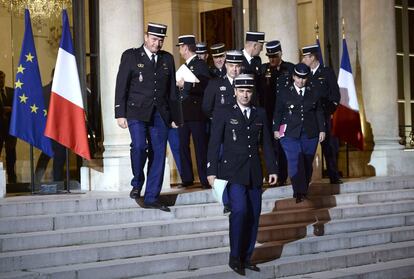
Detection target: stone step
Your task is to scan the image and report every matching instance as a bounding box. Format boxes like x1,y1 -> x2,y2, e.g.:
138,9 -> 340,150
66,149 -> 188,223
1,176 -> 413,218
2,201 -> 414,253
1,220 -> 414,273
10,240 -> 411,279
312,211 -> 414,236
253,225 -> 414,262
280,257 -> 414,279
135,241 -> 414,279
261,199 -> 414,227
0,199 -> 277,234
0,216 -> 229,252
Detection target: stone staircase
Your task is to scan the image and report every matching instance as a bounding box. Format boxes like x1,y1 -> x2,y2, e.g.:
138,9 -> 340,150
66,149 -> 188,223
0,176 -> 414,279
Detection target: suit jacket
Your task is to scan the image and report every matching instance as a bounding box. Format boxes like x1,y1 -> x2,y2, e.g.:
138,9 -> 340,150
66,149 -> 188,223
180,56 -> 211,122
202,76 -> 235,118
308,65 -> 340,116
114,45 -> 177,125
209,65 -> 227,79
0,87 -> 14,136
259,60 -> 294,123
273,81 -> 325,139
207,104 -> 277,187
241,54 -> 262,77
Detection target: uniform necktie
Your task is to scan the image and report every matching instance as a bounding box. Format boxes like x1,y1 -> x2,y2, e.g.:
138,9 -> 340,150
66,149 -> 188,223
299,89 -> 303,96
243,109 -> 249,120
151,54 -> 156,68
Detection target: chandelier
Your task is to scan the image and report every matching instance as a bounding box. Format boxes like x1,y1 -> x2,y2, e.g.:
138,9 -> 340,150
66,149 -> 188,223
0,0 -> 72,28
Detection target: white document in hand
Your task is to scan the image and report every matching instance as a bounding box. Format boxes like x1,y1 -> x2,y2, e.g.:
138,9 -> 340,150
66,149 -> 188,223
212,179 -> 228,205
176,64 -> 200,83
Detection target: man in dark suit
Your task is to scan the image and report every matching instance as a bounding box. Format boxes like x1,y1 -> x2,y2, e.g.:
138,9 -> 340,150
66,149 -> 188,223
301,44 -> 342,184
207,74 -> 277,275
176,34 -> 211,189
241,31 -> 265,77
115,23 -> 177,212
202,50 -> 243,118
0,70 -> 17,183
260,40 -> 294,186
273,63 -> 326,203
196,42 -> 209,62
209,43 -> 227,78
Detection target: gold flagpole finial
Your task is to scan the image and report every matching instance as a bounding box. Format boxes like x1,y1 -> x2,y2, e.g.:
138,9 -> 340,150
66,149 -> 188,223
342,17 -> 346,39
314,21 -> 320,40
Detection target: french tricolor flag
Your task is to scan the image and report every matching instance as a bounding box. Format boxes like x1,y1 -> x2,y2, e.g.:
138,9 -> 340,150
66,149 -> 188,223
332,38 -> 364,150
45,10 -> 91,160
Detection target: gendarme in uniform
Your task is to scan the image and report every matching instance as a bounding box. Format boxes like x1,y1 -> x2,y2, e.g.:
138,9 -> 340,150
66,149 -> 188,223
114,23 -> 176,211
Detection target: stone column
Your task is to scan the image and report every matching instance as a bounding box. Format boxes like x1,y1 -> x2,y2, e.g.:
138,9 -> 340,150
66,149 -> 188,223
360,0 -> 414,176
257,0 -> 299,63
81,0 -> 170,191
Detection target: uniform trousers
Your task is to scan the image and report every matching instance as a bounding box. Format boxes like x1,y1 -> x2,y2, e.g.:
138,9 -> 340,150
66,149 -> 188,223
228,183 -> 262,261
321,116 -> 340,180
178,121 -> 208,185
280,132 -> 318,195
128,111 -> 168,204
274,137 -> 288,183
168,128 -> 182,177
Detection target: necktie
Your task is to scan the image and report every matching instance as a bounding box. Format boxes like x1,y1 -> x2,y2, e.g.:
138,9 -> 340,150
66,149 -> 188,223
299,89 -> 303,96
151,54 -> 156,68
243,109 -> 249,120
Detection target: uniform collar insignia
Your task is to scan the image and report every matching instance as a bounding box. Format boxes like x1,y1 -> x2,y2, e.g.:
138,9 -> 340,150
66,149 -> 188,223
140,52 -> 145,56
230,119 -> 239,124
233,104 -> 238,109
289,86 -> 294,91
252,106 -> 256,110
220,86 -> 226,91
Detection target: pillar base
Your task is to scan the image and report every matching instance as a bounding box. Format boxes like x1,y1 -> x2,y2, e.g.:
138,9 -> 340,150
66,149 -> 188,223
369,148 -> 414,176
81,156 -> 171,193
0,162 -> 6,198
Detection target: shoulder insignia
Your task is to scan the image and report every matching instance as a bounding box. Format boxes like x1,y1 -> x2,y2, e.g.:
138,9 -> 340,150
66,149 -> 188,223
220,86 -> 226,91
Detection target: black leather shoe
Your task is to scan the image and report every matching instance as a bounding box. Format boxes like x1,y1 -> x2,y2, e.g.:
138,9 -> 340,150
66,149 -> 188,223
129,188 -> 141,199
202,184 -> 211,189
229,257 -> 245,276
330,178 -> 343,184
244,261 -> 260,272
179,181 -> 194,188
143,201 -> 171,212
276,181 -> 287,186
223,205 -> 231,216
296,193 -> 304,203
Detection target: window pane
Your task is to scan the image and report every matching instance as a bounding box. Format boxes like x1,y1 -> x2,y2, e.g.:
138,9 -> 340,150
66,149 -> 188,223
408,0 -> 414,8
396,7 -> 403,53
409,9 -> 414,53
398,103 -> 406,146
397,55 -> 405,100
395,0 -> 402,6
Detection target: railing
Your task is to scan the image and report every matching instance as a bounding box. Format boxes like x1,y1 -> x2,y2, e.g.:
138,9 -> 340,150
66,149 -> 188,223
399,125 -> 414,149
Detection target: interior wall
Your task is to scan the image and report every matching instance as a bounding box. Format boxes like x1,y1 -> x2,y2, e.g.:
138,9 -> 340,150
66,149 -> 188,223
297,0 -> 324,61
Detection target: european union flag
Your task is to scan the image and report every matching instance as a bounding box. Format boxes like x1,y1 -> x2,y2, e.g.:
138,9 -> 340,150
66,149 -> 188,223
9,9 -> 54,157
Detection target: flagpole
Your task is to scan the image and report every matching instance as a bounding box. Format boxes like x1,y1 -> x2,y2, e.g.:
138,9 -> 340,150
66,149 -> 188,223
30,145 -> 35,193
65,148 -> 70,193
342,17 -> 350,178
